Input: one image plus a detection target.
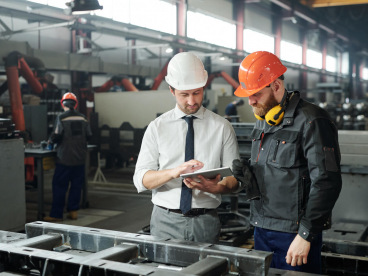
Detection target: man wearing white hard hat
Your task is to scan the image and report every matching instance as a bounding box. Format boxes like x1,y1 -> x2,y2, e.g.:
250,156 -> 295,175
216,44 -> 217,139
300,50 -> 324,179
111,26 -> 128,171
133,52 -> 241,243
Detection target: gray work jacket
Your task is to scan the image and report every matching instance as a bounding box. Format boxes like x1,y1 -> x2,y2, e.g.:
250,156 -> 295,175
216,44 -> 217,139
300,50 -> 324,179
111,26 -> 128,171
50,109 -> 92,166
249,92 -> 342,242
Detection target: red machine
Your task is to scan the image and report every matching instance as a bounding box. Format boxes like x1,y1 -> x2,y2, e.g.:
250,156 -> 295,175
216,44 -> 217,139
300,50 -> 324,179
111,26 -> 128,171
3,51 -> 44,131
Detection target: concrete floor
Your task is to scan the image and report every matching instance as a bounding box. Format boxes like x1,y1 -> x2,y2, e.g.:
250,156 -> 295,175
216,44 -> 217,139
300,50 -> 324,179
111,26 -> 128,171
25,165 -> 153,234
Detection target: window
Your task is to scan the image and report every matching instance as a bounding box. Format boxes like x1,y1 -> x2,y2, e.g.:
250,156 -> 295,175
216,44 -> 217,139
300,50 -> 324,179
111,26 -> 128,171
326,55 -> 337,73
27,0 -> 68,9
363,68 -> 368,81
187,11 -> 236,49
95,0 -> 118,19
341,52 -> 349,75
27,0 -> 47,5
306,49 -> 322,69
243,29 -> 274,53
96,0 -> 176,35
280,41 -> 302,64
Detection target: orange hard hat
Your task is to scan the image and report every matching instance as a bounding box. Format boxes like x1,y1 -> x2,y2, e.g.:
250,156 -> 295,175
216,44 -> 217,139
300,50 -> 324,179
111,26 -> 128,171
234,51 -> 287,97
60,92 -> 78,108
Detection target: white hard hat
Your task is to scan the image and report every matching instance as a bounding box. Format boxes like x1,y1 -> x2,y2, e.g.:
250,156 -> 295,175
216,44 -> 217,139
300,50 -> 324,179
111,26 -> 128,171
165,52 -> 208,90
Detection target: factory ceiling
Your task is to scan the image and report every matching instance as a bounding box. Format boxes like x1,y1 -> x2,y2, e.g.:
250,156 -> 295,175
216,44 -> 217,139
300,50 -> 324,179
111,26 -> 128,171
297,0 -> 368,52
1,0 -> 368,64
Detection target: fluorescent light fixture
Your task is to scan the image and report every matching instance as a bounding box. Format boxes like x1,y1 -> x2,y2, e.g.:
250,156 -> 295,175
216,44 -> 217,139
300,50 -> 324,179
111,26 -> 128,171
165,47 -> 173,53
66,0 -> 103,14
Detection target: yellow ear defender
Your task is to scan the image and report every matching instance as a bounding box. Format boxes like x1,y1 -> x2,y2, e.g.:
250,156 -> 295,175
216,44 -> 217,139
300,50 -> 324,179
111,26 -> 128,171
255,90 -> 288,126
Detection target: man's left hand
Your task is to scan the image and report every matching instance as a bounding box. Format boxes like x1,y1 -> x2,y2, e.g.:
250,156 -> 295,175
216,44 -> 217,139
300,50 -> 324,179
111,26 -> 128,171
286,234 -> 311,266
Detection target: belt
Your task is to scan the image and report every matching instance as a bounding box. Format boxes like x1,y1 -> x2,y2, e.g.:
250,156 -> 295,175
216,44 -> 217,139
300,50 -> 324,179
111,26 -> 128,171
157,205 -> 213,217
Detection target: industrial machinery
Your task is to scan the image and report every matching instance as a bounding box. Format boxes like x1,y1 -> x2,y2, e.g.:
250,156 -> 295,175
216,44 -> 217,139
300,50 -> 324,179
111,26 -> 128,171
0,51 -> 63,140
312,82 -> 368,131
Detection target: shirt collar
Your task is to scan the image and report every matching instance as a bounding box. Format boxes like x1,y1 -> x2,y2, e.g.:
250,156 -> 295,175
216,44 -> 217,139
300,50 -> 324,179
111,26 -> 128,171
174,104 -> 205,120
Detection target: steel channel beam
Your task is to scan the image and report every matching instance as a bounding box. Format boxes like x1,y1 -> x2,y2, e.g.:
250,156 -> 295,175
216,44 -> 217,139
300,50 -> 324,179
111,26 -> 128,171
181,256 -> 228,275
0,231 -> 27,244
0,243 -> 154,275
25,221 -> 272,276
321,251 -> 368,276
323,238 -> 368,257
10,233 -> 62,250
0,241 -> 252,276
80,243 -> 139,263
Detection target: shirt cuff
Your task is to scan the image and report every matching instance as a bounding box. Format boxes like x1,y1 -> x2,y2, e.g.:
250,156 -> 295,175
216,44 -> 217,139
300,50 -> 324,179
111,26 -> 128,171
133,169 -> 150,193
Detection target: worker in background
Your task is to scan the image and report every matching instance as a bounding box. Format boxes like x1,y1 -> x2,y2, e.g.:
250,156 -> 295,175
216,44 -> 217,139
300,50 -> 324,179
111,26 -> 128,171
224,98 -> 244,121
232,51 -> 342,273
44,92 -> 92,222
133,52 -> 242,243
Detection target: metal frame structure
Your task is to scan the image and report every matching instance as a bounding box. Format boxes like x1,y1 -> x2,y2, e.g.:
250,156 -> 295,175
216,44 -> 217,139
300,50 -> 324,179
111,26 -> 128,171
4,222 -> 368,275
0,221 -> 273,276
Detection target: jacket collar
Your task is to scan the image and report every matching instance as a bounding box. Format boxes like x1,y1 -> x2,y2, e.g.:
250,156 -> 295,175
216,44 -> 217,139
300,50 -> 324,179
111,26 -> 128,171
281,91 -> 301,127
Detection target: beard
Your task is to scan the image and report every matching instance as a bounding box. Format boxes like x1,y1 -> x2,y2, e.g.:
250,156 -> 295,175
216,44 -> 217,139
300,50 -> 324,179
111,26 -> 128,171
184,103 -> 201,114
252,93 -> 279,117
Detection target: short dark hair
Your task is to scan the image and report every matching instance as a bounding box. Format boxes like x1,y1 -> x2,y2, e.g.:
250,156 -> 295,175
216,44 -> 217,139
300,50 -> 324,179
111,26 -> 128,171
266,74 -> 284,87
62,99 -> 76,109
236,99 -> 244,106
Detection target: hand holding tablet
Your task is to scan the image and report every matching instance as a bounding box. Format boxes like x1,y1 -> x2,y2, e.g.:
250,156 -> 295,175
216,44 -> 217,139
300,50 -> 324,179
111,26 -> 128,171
180,167 -> 233,182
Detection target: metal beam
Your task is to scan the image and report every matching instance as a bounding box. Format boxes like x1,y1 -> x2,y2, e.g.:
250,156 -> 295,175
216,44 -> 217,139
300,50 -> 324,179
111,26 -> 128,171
302,0 -> 368,7
0,39 -> 161,77
270,0 -> 350,41
1,21 -> 76,37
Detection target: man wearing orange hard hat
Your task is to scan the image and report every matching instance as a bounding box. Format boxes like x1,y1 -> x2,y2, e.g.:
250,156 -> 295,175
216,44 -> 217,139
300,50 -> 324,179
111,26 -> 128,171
231,51 -> 342,273
44,92 -> 92,222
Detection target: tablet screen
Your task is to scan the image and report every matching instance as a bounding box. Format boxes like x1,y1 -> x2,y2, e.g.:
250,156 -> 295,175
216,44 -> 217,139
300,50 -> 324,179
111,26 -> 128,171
180,167 -> 233,182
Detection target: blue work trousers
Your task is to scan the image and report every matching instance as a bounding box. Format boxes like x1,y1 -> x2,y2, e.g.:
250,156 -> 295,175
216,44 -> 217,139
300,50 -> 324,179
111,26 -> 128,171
49,163 -> 85,218
254,227 -> 322,274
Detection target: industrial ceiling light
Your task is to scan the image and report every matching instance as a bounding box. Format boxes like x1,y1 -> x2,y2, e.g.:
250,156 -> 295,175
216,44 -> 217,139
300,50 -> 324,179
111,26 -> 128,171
66,0 -> 103,14
282,16 -> 298,24
165,47 -> 173,53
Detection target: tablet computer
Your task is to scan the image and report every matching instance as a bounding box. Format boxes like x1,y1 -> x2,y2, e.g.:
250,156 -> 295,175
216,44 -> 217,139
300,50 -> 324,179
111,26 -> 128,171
180,167 -> 233,182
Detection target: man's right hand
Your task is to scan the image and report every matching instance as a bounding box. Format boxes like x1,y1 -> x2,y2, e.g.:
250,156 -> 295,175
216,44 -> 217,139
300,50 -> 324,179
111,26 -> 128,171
232,159 -> 260,200
172,159 -> 204,179
142,160 -> 204,190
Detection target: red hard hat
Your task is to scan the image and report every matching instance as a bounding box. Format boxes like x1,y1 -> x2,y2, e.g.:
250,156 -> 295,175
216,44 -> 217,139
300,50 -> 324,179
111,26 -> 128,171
234,51 -> 287,97
60,92 -> 78,108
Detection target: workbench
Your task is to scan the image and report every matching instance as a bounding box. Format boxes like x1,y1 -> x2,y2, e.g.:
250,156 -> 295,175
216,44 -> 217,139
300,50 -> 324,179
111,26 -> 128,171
24,145 -> 96,220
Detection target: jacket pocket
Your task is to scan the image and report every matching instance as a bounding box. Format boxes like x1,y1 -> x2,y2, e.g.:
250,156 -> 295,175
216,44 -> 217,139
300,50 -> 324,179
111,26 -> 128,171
250,129 -> 263,163
268,130 -> 299,168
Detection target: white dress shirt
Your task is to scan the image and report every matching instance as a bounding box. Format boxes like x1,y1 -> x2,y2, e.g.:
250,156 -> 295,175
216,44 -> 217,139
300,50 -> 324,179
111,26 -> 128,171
133,105 -> 240,209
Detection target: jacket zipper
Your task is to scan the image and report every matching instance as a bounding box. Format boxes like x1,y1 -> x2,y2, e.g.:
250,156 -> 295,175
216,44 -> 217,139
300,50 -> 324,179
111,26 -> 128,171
256,132 -> 264,162
272,140 -> 280,162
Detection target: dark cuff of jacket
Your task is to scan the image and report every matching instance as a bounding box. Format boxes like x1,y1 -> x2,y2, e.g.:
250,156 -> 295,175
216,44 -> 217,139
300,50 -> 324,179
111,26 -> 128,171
50,133 -> 62,144
298,224 -> 317,242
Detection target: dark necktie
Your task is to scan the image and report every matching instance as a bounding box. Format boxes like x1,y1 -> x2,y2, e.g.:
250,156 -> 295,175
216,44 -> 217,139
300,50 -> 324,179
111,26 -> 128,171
180,116 -> 195,214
